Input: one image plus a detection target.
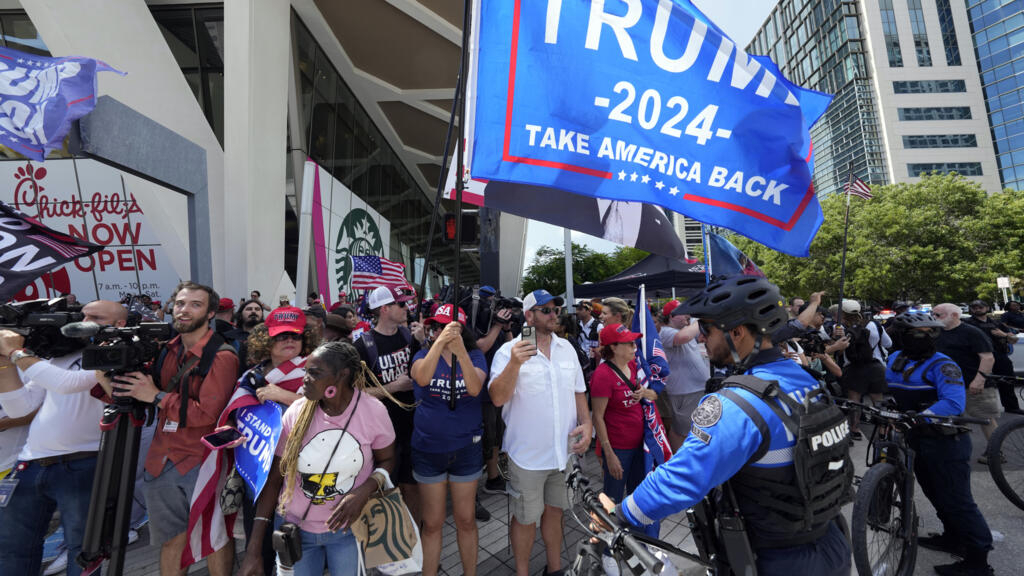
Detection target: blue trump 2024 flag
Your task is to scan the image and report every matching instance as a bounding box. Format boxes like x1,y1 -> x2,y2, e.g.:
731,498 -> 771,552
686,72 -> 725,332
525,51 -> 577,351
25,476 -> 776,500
0,46 -> 123,161
469,0 -> 832,256
235,401 -> 283,500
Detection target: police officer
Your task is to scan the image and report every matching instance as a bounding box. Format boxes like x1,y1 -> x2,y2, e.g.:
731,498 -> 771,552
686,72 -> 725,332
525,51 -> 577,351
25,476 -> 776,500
596,276 -> 851,575
886,313 -> 993,576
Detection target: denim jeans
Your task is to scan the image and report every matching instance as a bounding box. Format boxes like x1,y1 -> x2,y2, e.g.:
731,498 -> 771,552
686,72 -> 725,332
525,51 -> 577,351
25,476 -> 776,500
0,455 -> 98,576
275,515 -> 360,576
601,445 -> 645,503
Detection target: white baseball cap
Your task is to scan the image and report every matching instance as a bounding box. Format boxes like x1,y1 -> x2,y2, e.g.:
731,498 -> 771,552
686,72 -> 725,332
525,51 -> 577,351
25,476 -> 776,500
841,299 -> 861,314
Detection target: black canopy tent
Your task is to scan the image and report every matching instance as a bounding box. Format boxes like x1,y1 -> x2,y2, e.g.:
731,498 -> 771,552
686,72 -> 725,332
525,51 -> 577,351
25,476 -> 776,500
573,254 -> 707,300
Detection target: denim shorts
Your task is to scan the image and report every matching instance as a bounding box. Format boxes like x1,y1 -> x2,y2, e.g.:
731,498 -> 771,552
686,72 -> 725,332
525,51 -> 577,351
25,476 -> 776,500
411,441 -> 483,484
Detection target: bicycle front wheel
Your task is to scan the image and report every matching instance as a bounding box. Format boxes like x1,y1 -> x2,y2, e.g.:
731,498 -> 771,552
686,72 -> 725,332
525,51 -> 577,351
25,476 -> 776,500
851,462 -> 918,576
989,416 -> 1024,511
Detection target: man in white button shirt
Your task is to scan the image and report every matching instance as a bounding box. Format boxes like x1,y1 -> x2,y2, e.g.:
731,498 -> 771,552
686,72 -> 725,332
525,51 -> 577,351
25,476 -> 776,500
0,300 -> 127,576
490,289 -> 593,576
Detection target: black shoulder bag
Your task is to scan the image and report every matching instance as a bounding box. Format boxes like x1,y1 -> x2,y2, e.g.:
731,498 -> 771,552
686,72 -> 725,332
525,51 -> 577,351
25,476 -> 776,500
273,390 -> 362,567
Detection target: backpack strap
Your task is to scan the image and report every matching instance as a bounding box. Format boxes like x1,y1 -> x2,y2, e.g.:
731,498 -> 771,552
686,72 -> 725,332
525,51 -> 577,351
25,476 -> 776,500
718,388 -> 773,463
721,374 -> 803,450
361,331 -> 379,372
398,325 -> 413,347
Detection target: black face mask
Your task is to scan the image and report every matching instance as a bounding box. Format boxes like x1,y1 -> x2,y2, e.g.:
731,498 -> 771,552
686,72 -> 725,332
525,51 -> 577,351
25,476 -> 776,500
901,332 -> 936,359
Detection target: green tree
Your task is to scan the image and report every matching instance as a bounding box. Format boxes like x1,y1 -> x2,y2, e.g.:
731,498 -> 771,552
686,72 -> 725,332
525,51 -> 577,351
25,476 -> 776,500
522,243 -> 648,296
730,173 -> 1019,305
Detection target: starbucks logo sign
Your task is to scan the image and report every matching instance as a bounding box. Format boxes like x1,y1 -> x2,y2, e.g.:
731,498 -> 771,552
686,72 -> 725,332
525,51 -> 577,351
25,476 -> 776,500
335,209 -> 383,289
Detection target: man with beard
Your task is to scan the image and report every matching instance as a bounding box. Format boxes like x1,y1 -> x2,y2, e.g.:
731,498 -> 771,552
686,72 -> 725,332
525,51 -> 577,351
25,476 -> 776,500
932,303 -> 998,444
230,299 -> 265,374
885,313 -> 994,576
489,289 -> 592,576
103,282 -> 238,576
963,300 -> 1021,415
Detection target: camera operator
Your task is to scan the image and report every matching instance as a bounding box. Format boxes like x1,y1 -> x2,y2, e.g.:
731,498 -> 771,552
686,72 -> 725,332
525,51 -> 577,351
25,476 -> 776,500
473,288 -> 514,496
0,300 -> 127,576
99,282 -> 238,576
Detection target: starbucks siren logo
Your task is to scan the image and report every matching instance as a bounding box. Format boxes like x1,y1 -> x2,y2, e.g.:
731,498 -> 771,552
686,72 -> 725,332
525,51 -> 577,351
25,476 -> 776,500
335,209 -> 383,290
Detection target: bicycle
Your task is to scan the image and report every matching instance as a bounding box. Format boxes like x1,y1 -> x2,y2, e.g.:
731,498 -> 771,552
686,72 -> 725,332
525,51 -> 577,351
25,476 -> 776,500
982,372 -> 1024,511
838,399 -> 986,576
564,455 -> 753,575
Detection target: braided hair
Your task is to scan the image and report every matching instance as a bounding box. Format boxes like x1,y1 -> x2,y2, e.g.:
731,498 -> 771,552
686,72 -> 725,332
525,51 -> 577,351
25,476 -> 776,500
277,341 -> 366,515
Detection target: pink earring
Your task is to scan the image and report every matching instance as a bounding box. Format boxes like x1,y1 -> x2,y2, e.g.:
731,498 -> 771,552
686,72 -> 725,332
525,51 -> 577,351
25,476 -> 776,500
325,386 -> 337,398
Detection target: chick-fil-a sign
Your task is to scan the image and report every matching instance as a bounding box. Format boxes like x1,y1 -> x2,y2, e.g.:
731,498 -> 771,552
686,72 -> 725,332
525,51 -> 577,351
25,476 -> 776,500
1,158 -> 181,302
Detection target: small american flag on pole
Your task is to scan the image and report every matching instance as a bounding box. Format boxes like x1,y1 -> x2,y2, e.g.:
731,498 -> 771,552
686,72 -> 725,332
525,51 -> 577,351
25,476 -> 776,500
844,176 -> 873,200
351,255 -> 408,290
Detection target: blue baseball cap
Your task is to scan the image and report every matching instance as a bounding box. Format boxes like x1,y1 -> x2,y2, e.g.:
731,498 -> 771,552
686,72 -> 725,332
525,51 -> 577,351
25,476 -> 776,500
480,285 -> 496,295
523,289 -> 564,311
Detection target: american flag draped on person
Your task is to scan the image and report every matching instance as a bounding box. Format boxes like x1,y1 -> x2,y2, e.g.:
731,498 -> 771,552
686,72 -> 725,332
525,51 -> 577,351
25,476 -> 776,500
630,285 -> 674,538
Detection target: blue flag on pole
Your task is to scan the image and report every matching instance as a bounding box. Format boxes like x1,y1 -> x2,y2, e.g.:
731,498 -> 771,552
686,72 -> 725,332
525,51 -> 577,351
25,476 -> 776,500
707,231 -> 765,277
469,0 -> 832,256
0,46 -> 124,161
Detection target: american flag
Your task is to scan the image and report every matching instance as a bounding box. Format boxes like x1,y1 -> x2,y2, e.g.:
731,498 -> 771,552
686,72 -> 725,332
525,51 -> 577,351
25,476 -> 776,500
351,255 -> 407,290
844,175 -> 873,200
181,382 -> 259,568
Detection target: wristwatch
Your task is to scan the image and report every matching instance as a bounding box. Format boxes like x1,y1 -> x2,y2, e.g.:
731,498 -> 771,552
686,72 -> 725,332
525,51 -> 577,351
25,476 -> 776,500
154,391 -> 167,406
9,348 -> 36,363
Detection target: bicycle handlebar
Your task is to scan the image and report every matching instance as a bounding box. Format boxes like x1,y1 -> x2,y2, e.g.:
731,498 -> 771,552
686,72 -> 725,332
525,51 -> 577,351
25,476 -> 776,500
837,398 -> 988,427
566,458 -> 664,574
981,372 -> 1024,386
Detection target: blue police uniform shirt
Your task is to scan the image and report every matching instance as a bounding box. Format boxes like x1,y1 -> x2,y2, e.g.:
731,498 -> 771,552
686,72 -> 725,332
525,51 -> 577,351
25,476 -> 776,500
411,348 -> 487,453
618,348 -> 820,527
884,351 -> 965,417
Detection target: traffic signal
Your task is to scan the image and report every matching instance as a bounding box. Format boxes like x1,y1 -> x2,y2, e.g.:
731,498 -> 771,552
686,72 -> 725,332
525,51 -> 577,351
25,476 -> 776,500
443,213 -> 478,244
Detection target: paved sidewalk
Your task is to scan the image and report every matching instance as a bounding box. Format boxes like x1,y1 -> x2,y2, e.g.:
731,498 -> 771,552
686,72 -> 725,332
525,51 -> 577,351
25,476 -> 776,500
44,414 -> 1024,575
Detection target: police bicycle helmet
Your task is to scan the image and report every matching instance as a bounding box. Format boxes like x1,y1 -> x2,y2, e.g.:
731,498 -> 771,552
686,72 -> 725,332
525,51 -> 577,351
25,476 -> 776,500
677,275 -> 788,335
890,312 -> 943,333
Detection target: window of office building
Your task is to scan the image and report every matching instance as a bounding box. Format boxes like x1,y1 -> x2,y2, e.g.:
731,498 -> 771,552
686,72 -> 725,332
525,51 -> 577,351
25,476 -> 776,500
907,0 -> 932,66
908,162 -> 983,177
902,134 -> 978,148
893,79 -> 966,93
292,17 -> 443,281
151,6 -> 225,146
898,107 -> 972,120
935,0 -> 961,65
879,0 -> 904,67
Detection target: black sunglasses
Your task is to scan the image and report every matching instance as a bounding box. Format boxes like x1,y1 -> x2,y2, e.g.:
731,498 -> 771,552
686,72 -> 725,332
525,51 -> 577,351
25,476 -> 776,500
272,332 -> 303,342
534,306 -> 561,315
697,320 -> 713,337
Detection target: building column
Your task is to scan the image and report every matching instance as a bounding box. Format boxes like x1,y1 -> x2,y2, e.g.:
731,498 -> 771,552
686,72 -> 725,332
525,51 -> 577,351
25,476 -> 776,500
223,0 -> 291,301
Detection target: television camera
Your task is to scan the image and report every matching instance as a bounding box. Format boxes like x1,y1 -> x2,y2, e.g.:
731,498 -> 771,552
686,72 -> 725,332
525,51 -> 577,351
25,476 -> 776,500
0,297 -> 85,357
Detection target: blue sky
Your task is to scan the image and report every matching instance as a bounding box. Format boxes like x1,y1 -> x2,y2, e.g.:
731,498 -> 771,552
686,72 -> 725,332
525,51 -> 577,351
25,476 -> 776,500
521,0 -> 777,266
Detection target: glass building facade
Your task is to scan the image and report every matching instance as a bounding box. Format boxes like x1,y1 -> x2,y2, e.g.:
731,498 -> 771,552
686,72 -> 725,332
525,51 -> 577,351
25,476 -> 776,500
967,0 -> 1024,190
748,0 -> 887,197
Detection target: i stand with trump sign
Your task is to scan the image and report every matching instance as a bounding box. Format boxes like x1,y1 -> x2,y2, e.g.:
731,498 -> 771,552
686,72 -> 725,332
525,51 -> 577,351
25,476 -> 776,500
469,0 -> 833,256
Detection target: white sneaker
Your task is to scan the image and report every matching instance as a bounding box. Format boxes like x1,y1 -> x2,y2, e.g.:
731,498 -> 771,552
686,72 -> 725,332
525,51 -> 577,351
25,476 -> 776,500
43,550 -> 67,576
127,529 -> 139,545
602,553 -> 621,576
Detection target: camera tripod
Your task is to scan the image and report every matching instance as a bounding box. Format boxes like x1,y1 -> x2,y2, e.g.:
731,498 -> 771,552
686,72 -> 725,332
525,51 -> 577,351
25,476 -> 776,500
77,394 -> 152,575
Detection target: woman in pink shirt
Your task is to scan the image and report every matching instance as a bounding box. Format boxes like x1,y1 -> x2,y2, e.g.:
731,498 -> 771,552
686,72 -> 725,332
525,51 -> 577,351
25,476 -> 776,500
240,341 -> 396,576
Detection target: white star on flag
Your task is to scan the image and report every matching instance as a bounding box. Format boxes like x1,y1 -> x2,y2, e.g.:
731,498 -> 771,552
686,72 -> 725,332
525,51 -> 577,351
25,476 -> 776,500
655,181 -> 665,190
641,174 -> 650,184
669,186 -> 680,196
618,170 -> 626,181
630,172 -> 638,182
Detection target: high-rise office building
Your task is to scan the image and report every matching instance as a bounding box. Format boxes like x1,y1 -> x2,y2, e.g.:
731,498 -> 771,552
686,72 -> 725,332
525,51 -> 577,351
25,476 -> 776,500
966,0 -> 1024,191
748,0 -> 1001,196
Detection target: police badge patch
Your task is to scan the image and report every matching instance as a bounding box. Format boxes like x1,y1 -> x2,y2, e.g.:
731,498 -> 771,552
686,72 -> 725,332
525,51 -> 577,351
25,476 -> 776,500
940,363 -> 963,382
692,396 -> 722,428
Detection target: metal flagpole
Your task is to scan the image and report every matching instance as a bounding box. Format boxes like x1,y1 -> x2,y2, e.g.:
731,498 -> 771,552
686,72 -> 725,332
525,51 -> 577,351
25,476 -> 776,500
564,228 -> 574,312
837,162 -> 855,311
449,0 -> 472,412
701,224 -> 712,285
